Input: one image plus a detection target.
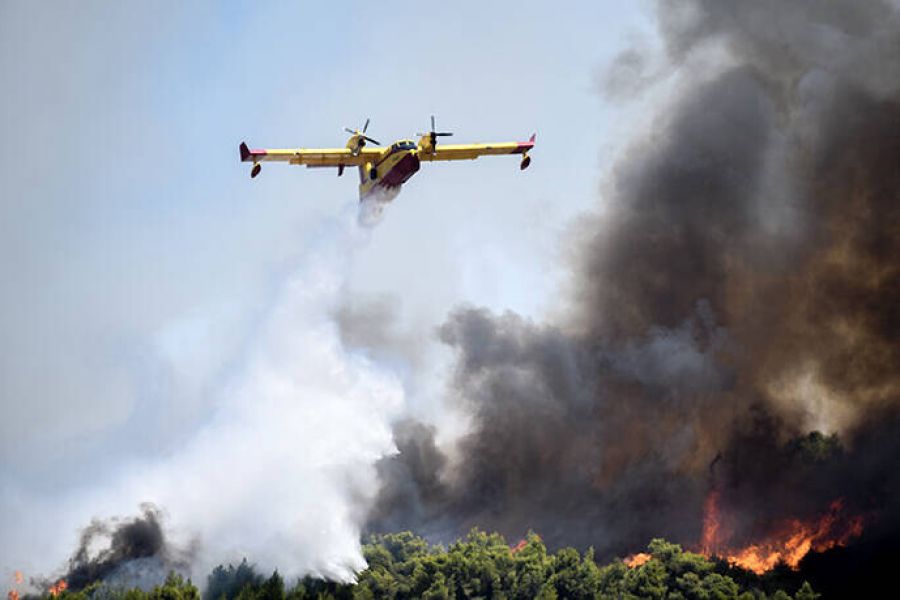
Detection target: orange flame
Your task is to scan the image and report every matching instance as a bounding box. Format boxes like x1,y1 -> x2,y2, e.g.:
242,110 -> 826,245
49,580 -> 67,597
8,570 -> 24,600
699,494 -> 865,574
510,539 -> 528,555
624,552 -> 652,568
700,489 -> 723,555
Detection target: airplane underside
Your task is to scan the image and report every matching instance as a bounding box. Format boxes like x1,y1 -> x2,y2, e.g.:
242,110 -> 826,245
359,152 -> 421,201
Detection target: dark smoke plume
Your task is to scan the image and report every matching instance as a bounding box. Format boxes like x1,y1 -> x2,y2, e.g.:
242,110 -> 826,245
59,504 -> 190,591
368,0 -> 900,561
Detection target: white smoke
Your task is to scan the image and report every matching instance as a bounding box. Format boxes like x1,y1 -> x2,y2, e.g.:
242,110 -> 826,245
2,205 -> 404,584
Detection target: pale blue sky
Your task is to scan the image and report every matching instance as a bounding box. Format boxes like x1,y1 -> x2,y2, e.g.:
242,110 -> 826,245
0,0 -> 655,577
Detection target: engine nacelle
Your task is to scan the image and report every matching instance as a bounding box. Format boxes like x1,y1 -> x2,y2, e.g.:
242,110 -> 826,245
520,154 -> 531,170
346,135 -> 365,156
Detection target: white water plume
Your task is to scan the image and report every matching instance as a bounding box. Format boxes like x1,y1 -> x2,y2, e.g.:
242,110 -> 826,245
357,188 -> 402,228
3,205 -> 404,585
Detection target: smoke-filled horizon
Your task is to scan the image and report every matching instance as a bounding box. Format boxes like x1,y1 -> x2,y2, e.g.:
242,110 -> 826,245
368,0 -> 900,561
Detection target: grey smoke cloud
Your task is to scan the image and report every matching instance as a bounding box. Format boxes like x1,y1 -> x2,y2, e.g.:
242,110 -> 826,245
369,0 -> 900,558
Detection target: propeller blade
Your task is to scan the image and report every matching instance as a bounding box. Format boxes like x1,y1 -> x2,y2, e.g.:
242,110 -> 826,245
436,132 -> 453,137
363,118 -> 370,133
431,115 -> 436,131
344,127 -> 356,135
362,135 -> 380,145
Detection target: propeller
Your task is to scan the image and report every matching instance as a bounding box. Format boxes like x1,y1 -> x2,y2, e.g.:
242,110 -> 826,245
416,115 -> 453,147
344,117 -> 380,145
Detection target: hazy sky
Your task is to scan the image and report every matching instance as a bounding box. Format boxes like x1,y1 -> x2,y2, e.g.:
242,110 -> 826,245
0,0 -> 653,580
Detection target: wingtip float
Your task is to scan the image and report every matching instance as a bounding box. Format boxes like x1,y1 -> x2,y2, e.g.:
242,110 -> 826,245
239,117 -> 536,201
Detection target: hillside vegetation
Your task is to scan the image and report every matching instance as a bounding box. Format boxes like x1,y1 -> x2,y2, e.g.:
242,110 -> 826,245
44,532 -> 817,600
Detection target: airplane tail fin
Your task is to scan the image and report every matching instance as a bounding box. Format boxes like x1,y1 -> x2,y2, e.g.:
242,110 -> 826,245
239,141 -> 251,162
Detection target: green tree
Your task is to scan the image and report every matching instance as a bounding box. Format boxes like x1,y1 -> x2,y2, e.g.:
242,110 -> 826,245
624,558 -> 668,600
420,573 -> 450,600
205,560 -> 262,600
547,547 -> 599,600
511,532 -> 551,600
148,573 -> 200,600
793,582 -> 819,600
258,572 -> 284,600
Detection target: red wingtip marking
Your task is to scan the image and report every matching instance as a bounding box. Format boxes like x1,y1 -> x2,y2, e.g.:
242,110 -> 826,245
516,133 -> 537,153
240,143 -> 269,162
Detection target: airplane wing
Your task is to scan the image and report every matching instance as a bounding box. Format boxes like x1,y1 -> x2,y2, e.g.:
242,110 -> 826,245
239,142 -> 381,167
418,134 -> 535,163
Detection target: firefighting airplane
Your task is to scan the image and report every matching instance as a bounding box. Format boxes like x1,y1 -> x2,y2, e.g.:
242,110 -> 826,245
239,116 -> 535,200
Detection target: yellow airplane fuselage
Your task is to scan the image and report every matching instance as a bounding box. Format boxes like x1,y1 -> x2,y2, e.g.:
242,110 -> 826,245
357,139 -> 421,199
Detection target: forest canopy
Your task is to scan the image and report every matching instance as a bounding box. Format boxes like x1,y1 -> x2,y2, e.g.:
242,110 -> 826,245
36,531 -> 817,600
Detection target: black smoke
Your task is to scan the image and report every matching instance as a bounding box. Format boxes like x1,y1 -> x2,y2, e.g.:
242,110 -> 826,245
368,0 -> 900,566
59,505 -> 190,592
